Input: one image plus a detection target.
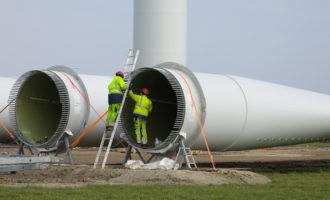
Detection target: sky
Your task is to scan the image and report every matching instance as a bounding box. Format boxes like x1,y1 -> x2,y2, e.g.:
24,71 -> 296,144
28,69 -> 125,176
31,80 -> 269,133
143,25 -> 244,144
0,0 -> 330,94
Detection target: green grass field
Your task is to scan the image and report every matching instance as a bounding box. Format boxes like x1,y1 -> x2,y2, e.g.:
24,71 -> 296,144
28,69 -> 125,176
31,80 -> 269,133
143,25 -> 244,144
1,142 -> 329,200
291,141 -> 330,147
1,164 -> 329,200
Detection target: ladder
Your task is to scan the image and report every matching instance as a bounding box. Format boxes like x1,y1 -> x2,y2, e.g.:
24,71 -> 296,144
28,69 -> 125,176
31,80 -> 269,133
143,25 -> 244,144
173,136 -> 197,169
94,49 -> 140,169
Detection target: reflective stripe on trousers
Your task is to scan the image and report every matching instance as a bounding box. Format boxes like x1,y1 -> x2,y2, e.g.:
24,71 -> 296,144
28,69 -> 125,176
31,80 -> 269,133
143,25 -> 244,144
106,103 -> 120,126
135,117 -> 147,144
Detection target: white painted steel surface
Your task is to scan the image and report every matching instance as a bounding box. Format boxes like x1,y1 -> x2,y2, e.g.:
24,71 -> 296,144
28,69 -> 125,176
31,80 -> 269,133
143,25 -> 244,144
9,66 -> 113,148
52,72 -> 111,147
50,68 -> 112,147
191,74 -> 330,151
11,65 -> 330,153
76,75 -> 111,146
134,0 -> 187,68
164,67 -> 206,148
0,77 -> 16,143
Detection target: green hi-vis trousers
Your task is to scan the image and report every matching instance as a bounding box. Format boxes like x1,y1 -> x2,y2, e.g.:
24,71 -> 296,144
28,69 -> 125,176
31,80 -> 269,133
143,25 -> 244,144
134,117 -> 147,144
106,103 -> 121,127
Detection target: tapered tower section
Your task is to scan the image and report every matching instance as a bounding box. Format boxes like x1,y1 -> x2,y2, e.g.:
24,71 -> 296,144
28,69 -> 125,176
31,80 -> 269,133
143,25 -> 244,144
133,0 -> 187,68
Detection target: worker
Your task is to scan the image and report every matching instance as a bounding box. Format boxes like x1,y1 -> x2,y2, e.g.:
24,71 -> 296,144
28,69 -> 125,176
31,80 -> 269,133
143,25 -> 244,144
129,88 -> 152,147
106,71 -> 127,131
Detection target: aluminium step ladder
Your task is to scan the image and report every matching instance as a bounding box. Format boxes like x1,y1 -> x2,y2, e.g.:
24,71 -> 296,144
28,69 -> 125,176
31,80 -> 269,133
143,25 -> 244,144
173,136 -> 197,169
93,49 -> 140,169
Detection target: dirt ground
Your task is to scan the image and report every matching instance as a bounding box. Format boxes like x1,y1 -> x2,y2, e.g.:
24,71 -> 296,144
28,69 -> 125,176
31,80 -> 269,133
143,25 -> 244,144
0,144 -> 329,187
0,165 -> 271,187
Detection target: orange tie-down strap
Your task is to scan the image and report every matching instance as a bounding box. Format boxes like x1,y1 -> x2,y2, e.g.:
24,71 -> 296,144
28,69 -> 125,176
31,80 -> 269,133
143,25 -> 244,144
0,98 -> 16,114
61,72 -> 125,148
71,110 -> 108,147
171,70 -> 217,170
0,120 -> 18,144
0,98 -> 18,143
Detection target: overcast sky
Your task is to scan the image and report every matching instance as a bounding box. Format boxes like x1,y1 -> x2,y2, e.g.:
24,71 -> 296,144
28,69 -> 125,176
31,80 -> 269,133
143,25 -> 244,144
0,0 -> 330,94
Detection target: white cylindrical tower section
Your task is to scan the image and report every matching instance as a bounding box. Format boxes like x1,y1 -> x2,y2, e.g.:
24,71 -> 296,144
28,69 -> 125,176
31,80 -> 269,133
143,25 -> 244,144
9,66 -> 123,149
11,64 -> 330,155
0,77 -> 16,143
189,73 -> 248,151
134,0 -> 187,68
191,74 -> 330,151
110,63 -> 330,154
121,63 -> 206,154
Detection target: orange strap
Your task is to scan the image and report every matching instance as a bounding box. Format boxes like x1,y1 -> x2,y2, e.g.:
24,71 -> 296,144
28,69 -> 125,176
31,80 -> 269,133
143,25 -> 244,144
61,72 -> 107,124
0,98 -> 18,143
71,111 -> 108,147
61,72 -> 125,148
172,70 -> 216,170
0,98 -> 16,114
0,120 -> 18,144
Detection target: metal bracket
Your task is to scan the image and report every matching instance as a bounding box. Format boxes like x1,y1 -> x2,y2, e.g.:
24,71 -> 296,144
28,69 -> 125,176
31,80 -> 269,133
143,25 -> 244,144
0,154 -> 60,173
122,145 -> 164,168
18,143 -> 34,155
55,133 -> 74,165
63,135 -> 74,165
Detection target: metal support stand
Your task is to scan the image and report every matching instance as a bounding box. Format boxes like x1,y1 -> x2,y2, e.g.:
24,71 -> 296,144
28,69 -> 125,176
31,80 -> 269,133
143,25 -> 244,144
63,135 -> 74,165
123,145 -> 160,168
55,134 -> 74,165
122,145 -> 133,168
146,154 -> 156,163
18,143 -> 34,155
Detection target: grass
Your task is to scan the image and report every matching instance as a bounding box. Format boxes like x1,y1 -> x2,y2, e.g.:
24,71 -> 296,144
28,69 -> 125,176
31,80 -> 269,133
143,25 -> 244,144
1,142 -> 329,200
291,141 -> 330,147
1,164 -> 330,200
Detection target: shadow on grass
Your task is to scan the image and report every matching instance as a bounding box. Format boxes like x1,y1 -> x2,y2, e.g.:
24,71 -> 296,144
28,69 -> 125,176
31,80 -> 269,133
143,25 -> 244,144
198,159 -> 330,173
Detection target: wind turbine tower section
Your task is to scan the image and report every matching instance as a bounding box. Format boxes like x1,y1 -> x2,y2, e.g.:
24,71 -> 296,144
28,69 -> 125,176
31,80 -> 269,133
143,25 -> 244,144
133,0 -> 187,68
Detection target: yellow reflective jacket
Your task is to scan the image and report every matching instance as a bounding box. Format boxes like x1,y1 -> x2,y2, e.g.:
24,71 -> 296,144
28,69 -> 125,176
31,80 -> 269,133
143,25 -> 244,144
108,76 -> 127,94
129,90 -> 152,117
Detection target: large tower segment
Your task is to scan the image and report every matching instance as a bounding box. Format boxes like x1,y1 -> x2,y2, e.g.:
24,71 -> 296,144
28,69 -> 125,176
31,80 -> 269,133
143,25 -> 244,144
133,0 -> 187,68
0,77 -> 16,143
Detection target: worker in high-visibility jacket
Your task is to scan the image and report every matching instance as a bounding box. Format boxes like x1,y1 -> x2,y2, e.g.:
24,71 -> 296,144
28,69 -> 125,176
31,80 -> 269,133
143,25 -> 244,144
129,88 -> 152,147
106,71 -> 127,130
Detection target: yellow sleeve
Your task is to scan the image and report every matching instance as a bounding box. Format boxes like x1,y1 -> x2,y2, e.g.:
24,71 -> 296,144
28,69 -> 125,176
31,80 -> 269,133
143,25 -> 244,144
129,90 -> 139,102
149,100 -> 152,112
118,77 -> 127,91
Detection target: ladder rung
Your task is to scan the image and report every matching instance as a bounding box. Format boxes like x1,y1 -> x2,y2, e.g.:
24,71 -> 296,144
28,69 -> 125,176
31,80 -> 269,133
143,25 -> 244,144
94,48 -> 140,169
174,137 -> 197,169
